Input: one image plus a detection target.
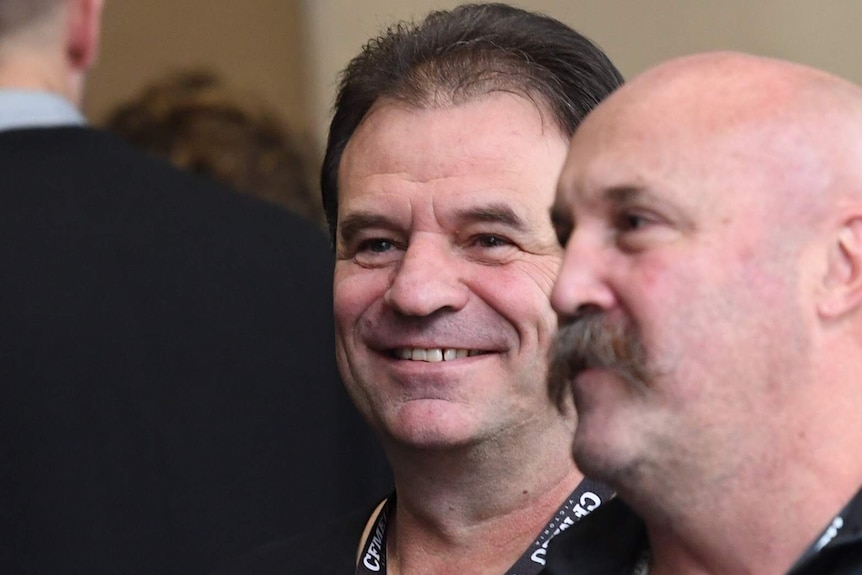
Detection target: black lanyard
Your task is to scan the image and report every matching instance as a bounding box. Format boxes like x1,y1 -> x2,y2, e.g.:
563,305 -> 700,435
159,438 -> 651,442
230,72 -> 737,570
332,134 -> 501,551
355,477 -> 613,575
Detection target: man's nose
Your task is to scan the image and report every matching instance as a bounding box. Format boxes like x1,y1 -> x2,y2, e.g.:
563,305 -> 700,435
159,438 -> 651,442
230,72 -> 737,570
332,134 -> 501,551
384,235 -> 469,317
551,232 -> 617,321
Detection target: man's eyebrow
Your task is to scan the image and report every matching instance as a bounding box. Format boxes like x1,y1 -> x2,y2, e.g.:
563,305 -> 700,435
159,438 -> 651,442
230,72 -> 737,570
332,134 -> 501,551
605,185 -> 646,205
338,212 -> 393,244
454,202 -> 529,231
547,185 -> 647,231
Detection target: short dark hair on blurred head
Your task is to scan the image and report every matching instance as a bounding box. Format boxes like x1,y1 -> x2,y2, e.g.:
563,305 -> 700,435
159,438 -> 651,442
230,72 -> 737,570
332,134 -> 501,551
321,2 -> 624,241
0,0 -> 60,37
106,69 -> 324,225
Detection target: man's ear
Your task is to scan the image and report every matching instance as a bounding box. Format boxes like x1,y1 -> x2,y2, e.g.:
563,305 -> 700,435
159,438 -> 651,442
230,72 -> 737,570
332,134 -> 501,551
66,0 -> 104,71
819,217 -> 862,318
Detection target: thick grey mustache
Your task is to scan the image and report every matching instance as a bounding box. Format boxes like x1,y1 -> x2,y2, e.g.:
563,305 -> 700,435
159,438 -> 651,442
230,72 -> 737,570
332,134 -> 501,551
547,308 -> 651,410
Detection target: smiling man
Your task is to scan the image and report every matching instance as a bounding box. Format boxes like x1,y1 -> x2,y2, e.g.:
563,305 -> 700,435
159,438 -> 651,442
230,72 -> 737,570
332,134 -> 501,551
207,4 -> 623,574
325,3 -> 621,574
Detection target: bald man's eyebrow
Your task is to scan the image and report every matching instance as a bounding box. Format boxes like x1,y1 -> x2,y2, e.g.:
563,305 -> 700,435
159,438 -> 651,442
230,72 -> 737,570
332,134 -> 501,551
605,185 -> 646,205
338,212 -> 394,245
548,186 -> 646,230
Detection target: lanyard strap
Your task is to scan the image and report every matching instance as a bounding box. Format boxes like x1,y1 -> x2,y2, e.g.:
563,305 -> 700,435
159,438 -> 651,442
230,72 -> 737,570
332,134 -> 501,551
356,496 -> 392,573
355,477 -> 613,575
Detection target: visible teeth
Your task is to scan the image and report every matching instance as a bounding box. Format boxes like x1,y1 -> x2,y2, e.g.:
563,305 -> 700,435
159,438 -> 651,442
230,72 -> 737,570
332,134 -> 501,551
426,348 -> 443,363
393,347 -> 481,362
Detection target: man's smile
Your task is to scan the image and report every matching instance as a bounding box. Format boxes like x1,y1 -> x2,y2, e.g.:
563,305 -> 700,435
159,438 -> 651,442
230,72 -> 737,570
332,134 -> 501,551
390,347 -> 489,362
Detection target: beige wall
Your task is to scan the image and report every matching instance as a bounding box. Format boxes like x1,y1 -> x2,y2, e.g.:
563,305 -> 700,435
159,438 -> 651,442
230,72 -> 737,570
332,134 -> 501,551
308,0 -> 862,148
86,0 -> 862,155
86,0 -> 308,133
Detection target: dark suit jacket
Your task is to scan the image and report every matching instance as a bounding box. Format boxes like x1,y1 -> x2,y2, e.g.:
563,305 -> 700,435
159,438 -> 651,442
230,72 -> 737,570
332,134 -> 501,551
210,503 -> 377,575
0,127 -> 391,575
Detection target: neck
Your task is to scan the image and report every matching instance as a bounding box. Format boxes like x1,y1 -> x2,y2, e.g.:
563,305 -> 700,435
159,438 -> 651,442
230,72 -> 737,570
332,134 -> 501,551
633,389 -> 862,575
0,54 -> 78,107
384,420 -> 583,575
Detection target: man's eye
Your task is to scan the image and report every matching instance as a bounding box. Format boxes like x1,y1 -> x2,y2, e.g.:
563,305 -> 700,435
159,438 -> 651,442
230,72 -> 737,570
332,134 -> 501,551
350,237 -> 404,267
359,238 -> 395,253
553,222 -> 572,247
617,212 -> 649,232
475,235 -> 510,248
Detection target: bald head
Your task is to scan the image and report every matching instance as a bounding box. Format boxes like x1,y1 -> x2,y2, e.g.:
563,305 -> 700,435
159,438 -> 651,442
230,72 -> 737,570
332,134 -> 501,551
610,50 -> 862,106
556,51 -> 862,259
568,51 -> 862,205
592,51 -> 862,119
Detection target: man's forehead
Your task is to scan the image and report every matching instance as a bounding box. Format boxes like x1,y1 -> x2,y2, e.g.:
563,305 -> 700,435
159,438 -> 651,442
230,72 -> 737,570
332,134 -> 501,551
342,185 -> 539,223
343,95 -> 562,174
554,52 -> 862,242
555,107 -> 740,219
556,59 -> 792,200
584,51 -> 850,142
555,108 -> 647,204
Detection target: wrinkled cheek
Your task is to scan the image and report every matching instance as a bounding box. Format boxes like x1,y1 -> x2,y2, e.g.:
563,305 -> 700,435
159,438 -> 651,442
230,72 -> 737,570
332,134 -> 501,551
332,271 -> 383,403
515,256 -> 562,297
333,322 -> 381,428
333,267 -> 385,338
332,296 -> 359,379
332,328 -> 353,381
536,300 -> 559,354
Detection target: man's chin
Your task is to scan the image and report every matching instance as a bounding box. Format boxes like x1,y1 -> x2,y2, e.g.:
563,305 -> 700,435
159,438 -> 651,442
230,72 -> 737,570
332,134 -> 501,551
572,428 -> 634,487
384,421 -> 483,453
391,426 -> 481,452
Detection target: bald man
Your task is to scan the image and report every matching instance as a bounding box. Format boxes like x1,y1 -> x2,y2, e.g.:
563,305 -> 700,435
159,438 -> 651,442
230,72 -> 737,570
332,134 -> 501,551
544,52 -> 862,575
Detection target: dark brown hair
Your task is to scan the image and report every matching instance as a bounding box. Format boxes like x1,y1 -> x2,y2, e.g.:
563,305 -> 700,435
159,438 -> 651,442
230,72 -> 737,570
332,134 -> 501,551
321,2 -> 624,241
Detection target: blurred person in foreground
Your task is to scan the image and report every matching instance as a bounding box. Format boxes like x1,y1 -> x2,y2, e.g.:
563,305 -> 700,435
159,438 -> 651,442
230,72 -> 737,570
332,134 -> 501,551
104,69 -> 325,226
0,1 -> 389,574
545,51 -> 862,575
213,3 -> 623,575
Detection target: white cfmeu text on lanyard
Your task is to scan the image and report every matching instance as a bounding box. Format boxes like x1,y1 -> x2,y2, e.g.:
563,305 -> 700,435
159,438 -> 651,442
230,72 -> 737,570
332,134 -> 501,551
355,477 -> 613,575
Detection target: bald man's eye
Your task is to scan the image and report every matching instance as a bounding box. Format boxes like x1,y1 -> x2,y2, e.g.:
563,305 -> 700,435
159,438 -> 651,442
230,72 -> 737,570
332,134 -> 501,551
612,207 -> 681,253
616,211 -> 651,232
552,220 -> 573,247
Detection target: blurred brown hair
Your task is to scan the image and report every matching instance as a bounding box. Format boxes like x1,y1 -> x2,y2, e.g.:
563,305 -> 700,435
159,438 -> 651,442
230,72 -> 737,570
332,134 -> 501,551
105,69 -> 324,225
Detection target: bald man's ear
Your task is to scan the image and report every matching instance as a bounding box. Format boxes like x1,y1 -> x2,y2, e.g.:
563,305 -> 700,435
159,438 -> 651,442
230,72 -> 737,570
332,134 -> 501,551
66,0 -> 104,71
819,217 -> 862,318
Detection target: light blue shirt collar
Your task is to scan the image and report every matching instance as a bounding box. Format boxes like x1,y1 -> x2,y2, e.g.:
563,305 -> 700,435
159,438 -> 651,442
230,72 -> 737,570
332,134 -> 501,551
0,89 -> 86,132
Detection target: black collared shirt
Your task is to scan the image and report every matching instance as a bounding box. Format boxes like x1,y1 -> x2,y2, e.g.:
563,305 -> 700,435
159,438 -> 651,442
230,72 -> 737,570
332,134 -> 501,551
542,487 -> 862,575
